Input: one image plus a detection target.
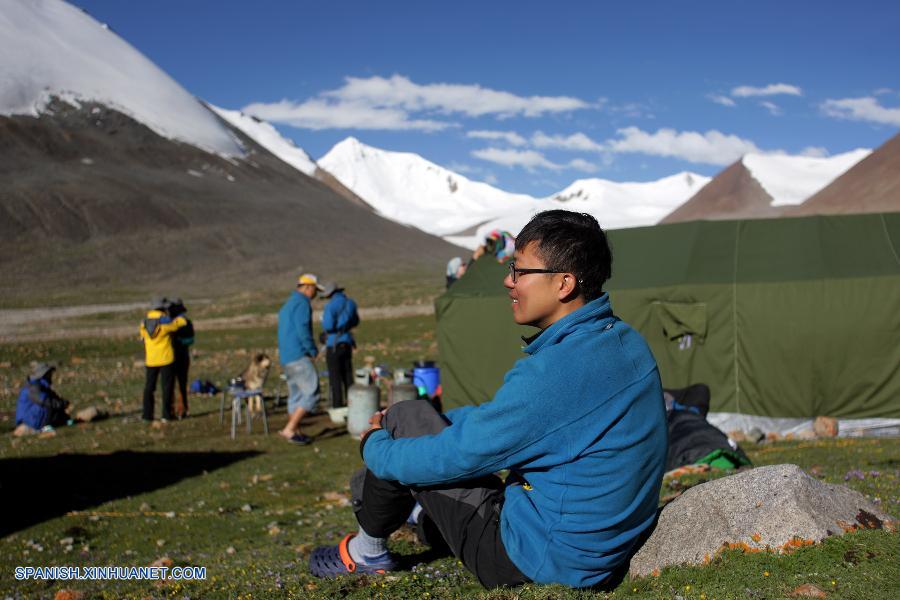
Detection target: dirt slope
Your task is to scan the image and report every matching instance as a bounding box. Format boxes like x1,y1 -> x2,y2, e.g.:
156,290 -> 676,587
0,99 -> 463,303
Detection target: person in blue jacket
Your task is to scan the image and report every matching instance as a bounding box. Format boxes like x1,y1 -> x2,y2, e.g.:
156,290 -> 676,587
308,210 -> 668,589
319,282 -> 359,409
278,273 -> 324,445
16,362 -> 71,432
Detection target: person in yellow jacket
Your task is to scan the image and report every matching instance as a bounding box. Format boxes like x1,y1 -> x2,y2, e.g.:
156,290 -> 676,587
140,297 -> 187,422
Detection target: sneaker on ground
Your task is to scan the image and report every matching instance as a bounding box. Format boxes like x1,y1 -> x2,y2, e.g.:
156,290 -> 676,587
287,433 -> 313,445
309,534 -> 396,578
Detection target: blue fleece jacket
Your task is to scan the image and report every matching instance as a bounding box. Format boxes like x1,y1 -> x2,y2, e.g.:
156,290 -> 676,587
16,377 -> 55,430
277,291 -> 316,366
362,294 -> 667,588
321,291 -> 359,348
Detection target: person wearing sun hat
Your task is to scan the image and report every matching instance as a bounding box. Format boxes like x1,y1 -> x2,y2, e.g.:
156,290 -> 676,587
140,296 -> 188,422
320,281 -> 359,409
278,273 -> 325,445
167,297 -> 194,418
15,362 -> 71,432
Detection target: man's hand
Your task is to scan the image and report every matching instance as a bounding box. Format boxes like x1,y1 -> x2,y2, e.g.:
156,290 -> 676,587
361,409 -> 385,440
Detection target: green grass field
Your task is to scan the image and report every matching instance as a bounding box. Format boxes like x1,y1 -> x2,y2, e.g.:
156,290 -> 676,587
1,314 -> 897,599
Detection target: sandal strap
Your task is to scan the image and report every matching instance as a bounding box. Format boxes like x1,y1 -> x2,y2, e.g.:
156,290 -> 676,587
337,534 -> 356,573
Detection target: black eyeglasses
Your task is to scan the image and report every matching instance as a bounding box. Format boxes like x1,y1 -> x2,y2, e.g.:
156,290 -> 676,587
507,261 -> 565,283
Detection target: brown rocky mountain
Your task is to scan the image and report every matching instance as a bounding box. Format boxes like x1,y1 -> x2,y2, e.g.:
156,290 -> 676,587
0,99 -> 463,304
659,159 -> 782,224
784,133 -> 900,217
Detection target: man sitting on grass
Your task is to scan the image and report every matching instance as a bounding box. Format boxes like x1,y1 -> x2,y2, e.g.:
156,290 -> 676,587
308,210 -> 667,589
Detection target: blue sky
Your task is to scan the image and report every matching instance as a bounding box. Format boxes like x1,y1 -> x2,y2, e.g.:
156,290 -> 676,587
76,0 -> 899,195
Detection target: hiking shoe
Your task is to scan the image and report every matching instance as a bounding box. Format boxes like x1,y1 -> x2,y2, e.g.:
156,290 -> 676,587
287,433 -> 312,445
309,534 -> 396,578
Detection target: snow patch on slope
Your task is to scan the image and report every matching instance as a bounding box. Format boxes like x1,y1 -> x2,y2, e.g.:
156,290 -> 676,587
210,105 -> 317,176
743,149 -> 871,206
0,0 -> 243,156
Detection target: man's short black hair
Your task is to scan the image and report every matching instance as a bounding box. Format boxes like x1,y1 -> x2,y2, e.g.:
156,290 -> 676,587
515,210 -> 612,301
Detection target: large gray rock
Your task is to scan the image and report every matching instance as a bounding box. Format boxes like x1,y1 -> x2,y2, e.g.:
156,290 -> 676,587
629,464 -> 894,577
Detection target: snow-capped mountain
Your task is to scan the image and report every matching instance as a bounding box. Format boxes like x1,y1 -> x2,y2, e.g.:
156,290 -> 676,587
662,148 -> 872,223
786,134 -> 900,217
743,149 -> 871,206
319,137 -> 543,237
320,137 -> 710,248
445,172 -> 709,248
0,0 -> 461,301
210,105 -> 317,176
0,0 -> 242,156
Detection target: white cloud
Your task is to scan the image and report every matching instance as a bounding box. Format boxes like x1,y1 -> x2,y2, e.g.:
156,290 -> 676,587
483,173 -> 499,185
800,146 -> 829,158
242,98 -> 450,131
760,101 -> 783,116
472,147 -> 562,171
244,74 -> 590,131
466,130 -> 527,146
567,158 -> 600,173
873,88 -> 894,96
708,94 -> 736,107
821,96 -> 900,127
471,147 -> 601,173
731,83 -> 803,98
606,127 -> 762,165
323,74 -> 589,118
531,131 -> 604,152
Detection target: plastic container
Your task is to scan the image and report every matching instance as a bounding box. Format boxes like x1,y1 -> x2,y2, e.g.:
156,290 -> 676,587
412,365 -> 440,398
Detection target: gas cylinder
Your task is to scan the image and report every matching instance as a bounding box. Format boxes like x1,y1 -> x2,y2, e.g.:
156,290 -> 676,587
347,378 -> 380,437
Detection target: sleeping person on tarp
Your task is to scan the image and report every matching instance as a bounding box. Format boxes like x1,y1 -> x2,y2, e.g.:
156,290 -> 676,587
664,383 -> 751,472
15,362 -> 71,434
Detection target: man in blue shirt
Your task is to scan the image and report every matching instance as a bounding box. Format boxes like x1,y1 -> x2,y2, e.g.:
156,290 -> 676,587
308,211 -> 667,588
278,273 -> 324,445
320,282 -> 360,409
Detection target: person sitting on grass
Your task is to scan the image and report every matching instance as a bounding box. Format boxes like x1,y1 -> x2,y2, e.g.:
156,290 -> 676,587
15,362 -> 71,434
307,210 -> 668,589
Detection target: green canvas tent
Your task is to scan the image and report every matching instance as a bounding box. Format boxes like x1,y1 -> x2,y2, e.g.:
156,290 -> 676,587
435,212 -> 900,435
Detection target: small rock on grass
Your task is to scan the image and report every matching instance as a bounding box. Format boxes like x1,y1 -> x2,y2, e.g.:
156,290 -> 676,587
789,583 -> 828,598
150,556 -> 173,568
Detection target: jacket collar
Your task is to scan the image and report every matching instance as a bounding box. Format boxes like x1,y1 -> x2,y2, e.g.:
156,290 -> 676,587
522,293 -> 614,355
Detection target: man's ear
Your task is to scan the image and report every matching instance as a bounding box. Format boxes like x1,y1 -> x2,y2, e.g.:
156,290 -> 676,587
558,273 -> 579,301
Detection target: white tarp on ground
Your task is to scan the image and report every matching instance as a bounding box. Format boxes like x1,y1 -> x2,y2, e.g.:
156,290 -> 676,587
708,412 -> 900,438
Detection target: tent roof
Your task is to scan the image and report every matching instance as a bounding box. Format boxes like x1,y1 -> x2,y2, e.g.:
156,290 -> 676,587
443,213 -> 900,297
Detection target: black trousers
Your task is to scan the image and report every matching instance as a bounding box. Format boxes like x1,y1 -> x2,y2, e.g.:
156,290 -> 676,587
352,401 -> 529,589
173,352 -> 190,416
326,343 -> 353,408
143,364 -> 175,421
